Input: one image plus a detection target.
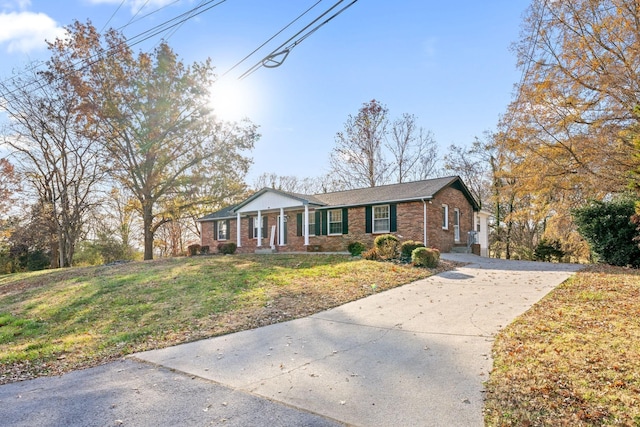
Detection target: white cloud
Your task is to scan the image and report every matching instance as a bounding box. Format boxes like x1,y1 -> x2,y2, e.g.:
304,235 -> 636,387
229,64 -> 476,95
0,11 -> 65,53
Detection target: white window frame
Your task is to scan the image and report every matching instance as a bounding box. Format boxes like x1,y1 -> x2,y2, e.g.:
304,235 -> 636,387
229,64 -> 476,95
217,220 -> 227,241
442,204 -> 449,230
372,204 -> 390,234
328,209 -> 343,235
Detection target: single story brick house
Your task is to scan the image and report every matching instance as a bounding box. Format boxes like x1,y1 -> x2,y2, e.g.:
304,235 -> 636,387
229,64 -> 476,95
197,175 -> 485,254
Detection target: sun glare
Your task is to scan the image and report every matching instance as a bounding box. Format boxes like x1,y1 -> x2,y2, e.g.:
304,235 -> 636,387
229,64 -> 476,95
208,78 -> 256,122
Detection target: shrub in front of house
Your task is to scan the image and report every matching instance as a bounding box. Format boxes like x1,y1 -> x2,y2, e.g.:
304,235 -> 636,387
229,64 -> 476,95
187,244 -> 201,256
412,247 -> 440,268
200,246 -> 210,255
374,234 -> 400,260
362,248 -> 379,260
347,241 -> 366,256
400,240 -> 425,262
217,242 -> 237,255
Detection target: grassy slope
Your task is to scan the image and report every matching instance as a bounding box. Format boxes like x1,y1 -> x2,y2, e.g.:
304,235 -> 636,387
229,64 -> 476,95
484,265 -> 640,426
0,254 -> 437,384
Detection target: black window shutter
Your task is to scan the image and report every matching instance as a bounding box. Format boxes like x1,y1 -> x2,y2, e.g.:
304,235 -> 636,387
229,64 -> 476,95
315,211 -> 321,236
213,221 -> 218,240
225,219 -> 231,240
365,206 -> 372,233
342,208 -> 349,234
296,213 -> 303,236
321,210 -> 328,235
390,204 -> 397,232
262,216 -> 268,238
248,217 -> 253,239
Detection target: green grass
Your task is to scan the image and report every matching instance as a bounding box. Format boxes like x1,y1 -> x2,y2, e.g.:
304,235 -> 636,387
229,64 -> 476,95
0,254 -> 438,383
484,264 -> 640,426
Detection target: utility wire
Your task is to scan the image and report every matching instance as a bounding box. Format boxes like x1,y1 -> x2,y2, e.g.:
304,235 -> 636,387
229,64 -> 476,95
218,0 -> 323,80
239,0 -> 358,80
0,0 -> 228,99
100,0 -> 127,33
162,0 -> 207,43
0,0 -> 183,92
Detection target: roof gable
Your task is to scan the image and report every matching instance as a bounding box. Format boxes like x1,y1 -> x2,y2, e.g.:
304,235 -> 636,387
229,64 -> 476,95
234,188 -> 325,213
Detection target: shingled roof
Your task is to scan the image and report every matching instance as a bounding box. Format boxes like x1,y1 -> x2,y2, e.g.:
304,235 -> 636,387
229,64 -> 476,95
310,176 -> 477,208
198,176 -> 479,221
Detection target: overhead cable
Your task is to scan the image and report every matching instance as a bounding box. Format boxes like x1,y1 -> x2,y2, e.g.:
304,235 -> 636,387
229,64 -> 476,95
239,0 -> 359,80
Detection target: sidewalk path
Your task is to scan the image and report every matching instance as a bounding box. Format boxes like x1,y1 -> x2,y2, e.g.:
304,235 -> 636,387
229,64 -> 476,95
0,254 -> 581,426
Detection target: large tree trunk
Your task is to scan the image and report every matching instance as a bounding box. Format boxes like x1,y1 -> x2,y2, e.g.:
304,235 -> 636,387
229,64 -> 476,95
143,201 -> 154,261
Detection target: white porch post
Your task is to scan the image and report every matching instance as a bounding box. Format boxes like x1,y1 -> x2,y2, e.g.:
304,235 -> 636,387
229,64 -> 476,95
257,210 -> 262,247
304,204 -> 310,246
279,208 -> 285,246
236,212 -> 242,248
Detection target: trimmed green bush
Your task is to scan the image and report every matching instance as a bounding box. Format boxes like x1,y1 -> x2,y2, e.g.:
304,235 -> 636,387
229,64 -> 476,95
347,241 -> 366,256
412,247 -> 440,268
533,239 -> 564,262
400,240 -> 425,262
374,234 -> 400,260
217,242 -> 237,255
573,197 -> 640,267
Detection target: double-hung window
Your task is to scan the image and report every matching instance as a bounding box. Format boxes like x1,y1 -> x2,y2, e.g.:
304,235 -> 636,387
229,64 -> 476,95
217,220 -> 228,240
308,211 -> 316,236
253,216 -> 262,239
442,204 -> 449,229
373,205 -> 390,233
328,209 -> 342,235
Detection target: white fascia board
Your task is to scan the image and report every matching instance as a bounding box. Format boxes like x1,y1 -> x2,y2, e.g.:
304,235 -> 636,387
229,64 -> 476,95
235,191 -> 307,213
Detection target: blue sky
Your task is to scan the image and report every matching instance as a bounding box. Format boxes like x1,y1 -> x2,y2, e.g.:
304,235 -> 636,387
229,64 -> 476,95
0,0 -> 529,183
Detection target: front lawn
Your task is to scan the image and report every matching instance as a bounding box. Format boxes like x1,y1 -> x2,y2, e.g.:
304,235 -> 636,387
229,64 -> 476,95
0,254 -> 445,384
484,265 -> 640,426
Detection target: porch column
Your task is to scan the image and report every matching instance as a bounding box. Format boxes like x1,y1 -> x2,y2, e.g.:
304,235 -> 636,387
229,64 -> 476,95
304,204 -> 310,246
236,212 -> 242,248
279,207 -> 285,246
257,210 -> 262,247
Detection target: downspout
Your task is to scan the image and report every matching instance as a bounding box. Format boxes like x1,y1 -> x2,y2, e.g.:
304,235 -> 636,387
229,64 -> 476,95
422,199 -> 428,247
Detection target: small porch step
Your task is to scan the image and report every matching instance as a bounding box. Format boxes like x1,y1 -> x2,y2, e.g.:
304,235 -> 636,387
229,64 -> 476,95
450,245 -> 471,254
255,248 -> 277,254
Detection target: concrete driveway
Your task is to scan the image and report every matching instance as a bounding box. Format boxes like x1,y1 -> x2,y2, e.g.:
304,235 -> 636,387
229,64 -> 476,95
0,254 -> 581,426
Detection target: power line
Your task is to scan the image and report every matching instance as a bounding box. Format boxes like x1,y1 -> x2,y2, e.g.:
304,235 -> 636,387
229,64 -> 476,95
0,0 -> 228,100
218,0 -> 323,80
100,0 -> 127,33
239,0 -> 359,80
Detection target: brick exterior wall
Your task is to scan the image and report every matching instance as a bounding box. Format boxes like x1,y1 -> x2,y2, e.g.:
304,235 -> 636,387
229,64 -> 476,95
200,186 -> 475,254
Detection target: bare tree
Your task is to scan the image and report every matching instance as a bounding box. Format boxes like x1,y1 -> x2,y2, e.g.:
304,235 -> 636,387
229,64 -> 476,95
252,172 -> 326,194
329,99 -> 389,189
387,113 -> 439,183
0,65 -> 105,268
